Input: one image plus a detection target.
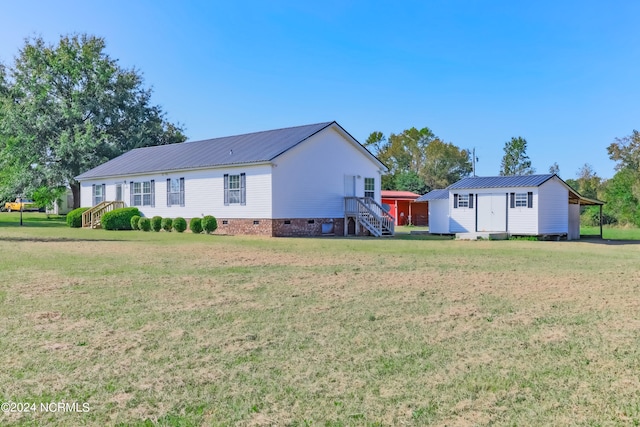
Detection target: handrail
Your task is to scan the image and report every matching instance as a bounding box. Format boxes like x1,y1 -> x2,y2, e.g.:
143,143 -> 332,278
82,201 -> 125,228
345,197 -> 395,236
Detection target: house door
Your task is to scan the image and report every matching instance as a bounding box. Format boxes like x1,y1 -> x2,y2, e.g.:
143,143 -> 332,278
115,184 -> 123,202
477,193 -> 507,232
344,175 -> 356,197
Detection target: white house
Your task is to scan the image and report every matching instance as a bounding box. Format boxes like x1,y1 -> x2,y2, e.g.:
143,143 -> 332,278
416,174 -> 603,240
75,121 -> 394,236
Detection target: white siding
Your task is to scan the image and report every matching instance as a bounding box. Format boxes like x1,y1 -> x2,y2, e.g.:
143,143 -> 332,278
538,178 -> 569,234
271,127 -> 383,218
80,164 -> 273,219
449,191 -> 475,233
504,189 -> 538,235
448,187 -> 540,234
428,200 -> 450,234
568,203 -> 580,240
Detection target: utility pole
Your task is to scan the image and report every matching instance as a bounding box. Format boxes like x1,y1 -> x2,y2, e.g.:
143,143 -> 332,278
472,148 -> 479,177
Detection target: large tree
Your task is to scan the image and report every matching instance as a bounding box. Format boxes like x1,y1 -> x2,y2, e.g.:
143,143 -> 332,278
500,136 -> 535,176
0,34 -> 186,208
603,130 -> 640,226
365,127 -> 471,192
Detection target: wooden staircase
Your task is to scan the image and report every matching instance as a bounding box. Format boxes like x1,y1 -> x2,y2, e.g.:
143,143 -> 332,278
82,201 -> 125,228
344,197 -> 395,237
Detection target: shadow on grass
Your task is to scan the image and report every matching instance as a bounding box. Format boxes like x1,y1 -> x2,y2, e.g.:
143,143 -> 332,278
0,236 -> 130,243
578,235 -> 640,245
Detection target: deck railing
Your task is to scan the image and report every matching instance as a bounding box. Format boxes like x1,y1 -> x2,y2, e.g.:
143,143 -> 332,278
82,201 -> 125,228
345,197 -> 395,237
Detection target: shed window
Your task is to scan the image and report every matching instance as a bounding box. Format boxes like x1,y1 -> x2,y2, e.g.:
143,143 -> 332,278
457,194 -> 469,208
511,192 -> 533,208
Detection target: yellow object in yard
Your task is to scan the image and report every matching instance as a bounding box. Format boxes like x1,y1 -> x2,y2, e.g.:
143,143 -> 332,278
4,198 -> 39,212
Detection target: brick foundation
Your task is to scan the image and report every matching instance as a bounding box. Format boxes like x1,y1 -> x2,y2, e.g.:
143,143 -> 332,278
210,218 -> 345,237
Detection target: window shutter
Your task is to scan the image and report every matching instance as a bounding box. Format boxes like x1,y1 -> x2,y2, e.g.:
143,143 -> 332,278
92,184 -> 96,206
510,193 -> 515,208
130,182 -> 134,206
527,192 -> 533,208
167,179 -> 171,207
150,180 -> 155,207
224,174 -> 229,206
180,178 -> 185,207
240,173 -> 246,206
453,194 -> 458,209
468,193 -> 474,209
102,184 -> 106,202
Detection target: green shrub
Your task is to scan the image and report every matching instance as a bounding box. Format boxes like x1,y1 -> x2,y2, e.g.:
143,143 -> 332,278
138,217 -> 151,231
101,207 -> 141,231
151,216 -> 163,232
66,207 -> 90,228
130,215 -> 141,230
173,217 -> 187,233
202,215 -> 218,234
161,217 -> 173,232
189,217 -> 203,234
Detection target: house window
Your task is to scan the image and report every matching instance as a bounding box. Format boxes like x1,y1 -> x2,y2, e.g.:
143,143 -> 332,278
224,173 -> 246,206
364,178 -> 375,198
92,184 -> 105,206
167,178 -> 185,207
515,193 -> 527,207
131,180 -> 155,207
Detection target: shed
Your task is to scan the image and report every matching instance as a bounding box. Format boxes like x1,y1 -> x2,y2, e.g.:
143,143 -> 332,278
415,189 -> 450,234
381,190 -> 428,226
421,174 -> 603,239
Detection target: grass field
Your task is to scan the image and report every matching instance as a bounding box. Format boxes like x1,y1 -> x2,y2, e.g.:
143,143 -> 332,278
1,213 -> 640,426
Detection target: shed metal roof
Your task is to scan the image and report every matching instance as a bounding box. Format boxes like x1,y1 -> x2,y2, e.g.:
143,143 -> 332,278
76,121 -> 383,180
448,174 -> 555,189
415,189 -> 449,202
381,190 -> 421,200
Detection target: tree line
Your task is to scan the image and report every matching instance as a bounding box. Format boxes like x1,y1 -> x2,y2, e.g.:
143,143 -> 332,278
0,33 -> 638,227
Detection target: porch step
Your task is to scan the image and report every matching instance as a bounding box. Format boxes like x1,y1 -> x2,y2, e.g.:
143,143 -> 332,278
456,232 -> 509,241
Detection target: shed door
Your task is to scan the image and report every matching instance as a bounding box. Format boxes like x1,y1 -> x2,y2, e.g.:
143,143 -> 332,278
477,193 -> 507,232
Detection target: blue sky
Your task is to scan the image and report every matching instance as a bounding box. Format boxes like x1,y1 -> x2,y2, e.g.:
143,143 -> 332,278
2,0 -> 639,179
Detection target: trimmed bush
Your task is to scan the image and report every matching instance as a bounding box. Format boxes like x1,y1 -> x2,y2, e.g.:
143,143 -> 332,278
67,207 -> 90,228
101,207 -> 141,231
161,217 -> 173,232
202,215 -> 218,234
173,217 -> 187,233
151,216 -> 163,232
130,215 -> 141,230
138,217 -> 151,231
189,217 -> 203,234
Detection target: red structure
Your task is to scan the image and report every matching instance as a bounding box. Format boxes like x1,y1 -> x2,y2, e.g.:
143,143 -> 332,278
381,190 -> 429,226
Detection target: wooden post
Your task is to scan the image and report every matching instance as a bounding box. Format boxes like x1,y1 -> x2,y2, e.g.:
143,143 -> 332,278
599,204 -> 603,239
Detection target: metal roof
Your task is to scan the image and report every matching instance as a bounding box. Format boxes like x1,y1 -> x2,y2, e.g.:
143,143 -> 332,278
77,121 -> 382,180
381,190 -> 421,200
448,174 -> 555,189
415,189 -> 449,202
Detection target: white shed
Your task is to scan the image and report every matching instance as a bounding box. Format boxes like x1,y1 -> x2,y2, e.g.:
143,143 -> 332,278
415,189 -> 450,234
75,121 -> 394,237
421,174 -> 603,240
